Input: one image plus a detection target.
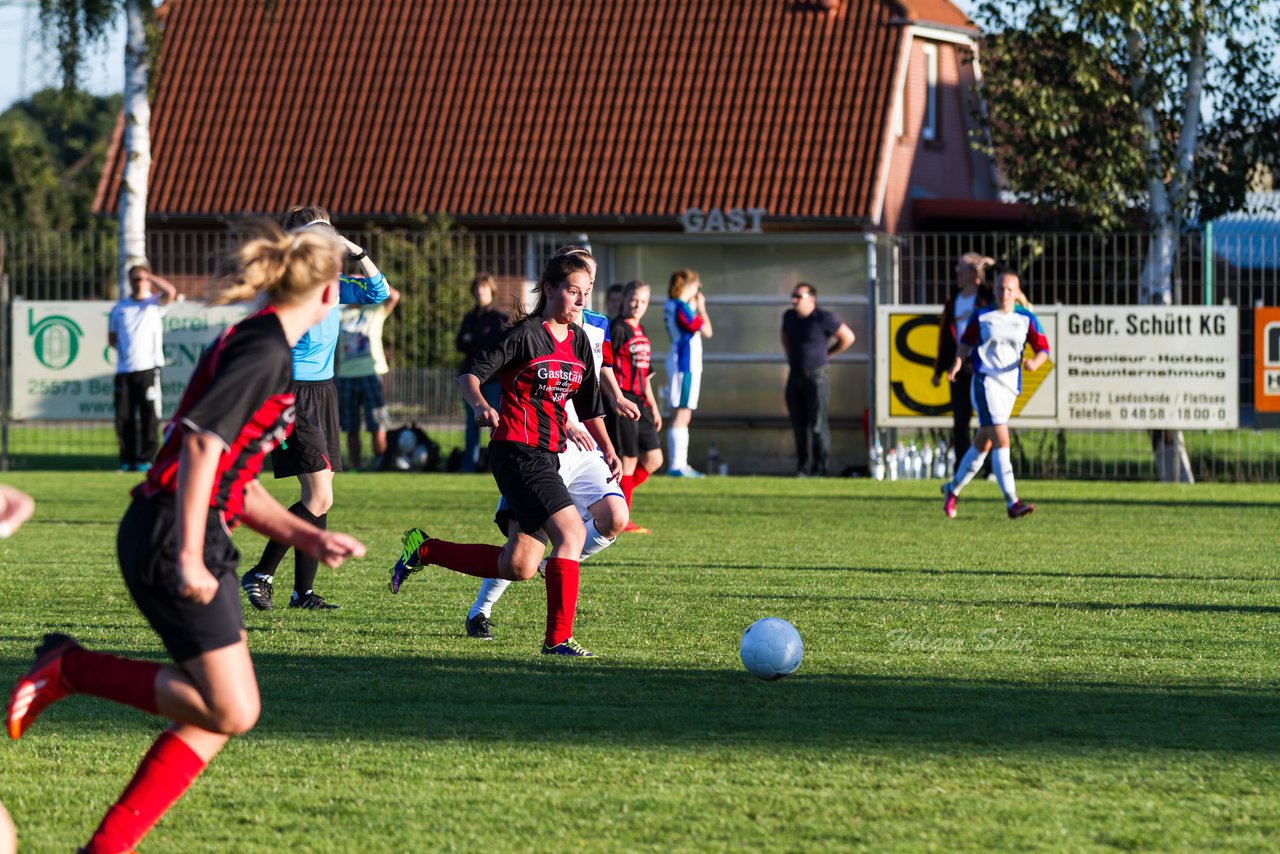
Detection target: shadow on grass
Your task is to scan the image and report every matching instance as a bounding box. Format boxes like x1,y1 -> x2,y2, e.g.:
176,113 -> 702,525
5,653 -> 1277,755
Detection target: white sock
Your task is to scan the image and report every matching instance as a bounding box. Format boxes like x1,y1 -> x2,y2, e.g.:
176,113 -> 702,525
669,427 -> 689,471
992,447 -> 1018,505
468,577 -> 511,619
950,447 -> 987,495
581,517 -> 615,560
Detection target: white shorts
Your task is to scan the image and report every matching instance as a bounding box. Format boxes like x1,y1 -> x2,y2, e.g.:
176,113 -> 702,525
972,374 -> 1018,426
666,362 -> 702,410
493,441 -> 623,533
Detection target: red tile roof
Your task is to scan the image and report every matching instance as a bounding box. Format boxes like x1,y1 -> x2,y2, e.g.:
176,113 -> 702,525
97,0 -> 970,226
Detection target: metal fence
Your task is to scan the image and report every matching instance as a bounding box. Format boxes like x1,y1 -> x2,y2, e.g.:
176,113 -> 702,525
0,226 -> 568,469
886,230 -> 1280,482
3,226 -> 1280,479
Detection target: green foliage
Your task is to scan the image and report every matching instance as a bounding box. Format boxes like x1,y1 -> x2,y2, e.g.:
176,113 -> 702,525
973,0 -> 1280,229
1,473 -> 1280,850
0,89 -> 123,232
38,0 -> 125,92
362,215 -> 477,369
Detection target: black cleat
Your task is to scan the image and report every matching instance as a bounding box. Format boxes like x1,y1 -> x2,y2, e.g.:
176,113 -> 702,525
465,613 -> 494,640
289,592 -> 340,610
241,569 -> 274,611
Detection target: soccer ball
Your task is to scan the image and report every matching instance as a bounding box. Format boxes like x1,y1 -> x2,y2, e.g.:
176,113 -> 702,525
739,618 -> 803,680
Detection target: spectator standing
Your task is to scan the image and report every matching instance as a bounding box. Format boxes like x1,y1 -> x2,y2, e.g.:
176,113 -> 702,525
932,252 -> 995,467
663,268 -> 713,477
109,265 -> 177,472
456,273 -> 509,472
338,286 -> 400,469
780,282 -> 855,476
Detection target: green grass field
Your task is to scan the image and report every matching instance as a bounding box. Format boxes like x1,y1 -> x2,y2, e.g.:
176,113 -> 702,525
0,472 -> 1277,852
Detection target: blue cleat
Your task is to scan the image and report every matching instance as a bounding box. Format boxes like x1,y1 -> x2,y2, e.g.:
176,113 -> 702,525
541,637 -> 595,657
389,528 -> 428,594
667,467 -> 705,478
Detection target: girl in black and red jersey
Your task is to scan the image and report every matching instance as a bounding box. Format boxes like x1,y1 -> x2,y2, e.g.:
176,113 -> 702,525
610,280 -> 664,533
391,252 -> 618,656
5,224 -> 366,854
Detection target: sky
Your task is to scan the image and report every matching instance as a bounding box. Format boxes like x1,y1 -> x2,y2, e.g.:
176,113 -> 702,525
0,2 -> 124,112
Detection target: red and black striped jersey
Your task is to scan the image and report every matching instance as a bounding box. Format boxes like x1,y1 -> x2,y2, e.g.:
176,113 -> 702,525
610,317 -> 652,397
465,318 -> 604,453
135,308 -> 295,527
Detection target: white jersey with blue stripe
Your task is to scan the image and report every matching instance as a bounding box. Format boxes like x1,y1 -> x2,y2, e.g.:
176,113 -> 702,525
962,305 -> 1050,394
564,309 -> 611,426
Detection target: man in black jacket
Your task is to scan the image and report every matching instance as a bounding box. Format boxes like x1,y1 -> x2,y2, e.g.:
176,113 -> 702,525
932,253 -> 994,466
456,273 -> 510,472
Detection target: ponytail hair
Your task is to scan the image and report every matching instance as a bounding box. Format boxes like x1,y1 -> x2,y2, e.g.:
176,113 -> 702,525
212,219 -> 343,306
518,252 -> 594,321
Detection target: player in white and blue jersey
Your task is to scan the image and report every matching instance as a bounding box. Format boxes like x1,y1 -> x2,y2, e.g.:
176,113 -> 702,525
942,271 -> 1049,519
463,247 -> 640,646
663,268 -> 714,476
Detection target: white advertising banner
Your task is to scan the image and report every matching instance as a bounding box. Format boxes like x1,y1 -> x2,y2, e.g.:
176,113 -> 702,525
1056,306 -> 1237,429
876,305 -> 1238,429
12,299 -> 251,420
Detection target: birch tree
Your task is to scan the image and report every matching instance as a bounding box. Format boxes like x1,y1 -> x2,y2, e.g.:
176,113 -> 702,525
974,0 -> 1280,480
40,0 -> 153,289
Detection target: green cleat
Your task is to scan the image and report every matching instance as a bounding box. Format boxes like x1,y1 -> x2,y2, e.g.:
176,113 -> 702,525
389,528 -> 428,594
541,637 -> 595,657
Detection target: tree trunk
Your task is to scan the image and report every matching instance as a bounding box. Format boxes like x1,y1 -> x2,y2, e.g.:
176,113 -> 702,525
118,0 -> 150,289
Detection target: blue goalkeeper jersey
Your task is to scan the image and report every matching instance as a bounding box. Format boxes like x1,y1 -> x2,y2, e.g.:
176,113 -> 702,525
292,272 -> 389,381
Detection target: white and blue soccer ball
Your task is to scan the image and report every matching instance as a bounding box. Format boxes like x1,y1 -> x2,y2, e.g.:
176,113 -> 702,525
739,617 -> 803,680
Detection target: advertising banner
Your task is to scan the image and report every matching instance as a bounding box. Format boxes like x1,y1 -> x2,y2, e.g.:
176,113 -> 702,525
876,305 -> 1238,429
875,306 -> 1058,428
12,299 -> 250,420
1254,307 -> 1280,414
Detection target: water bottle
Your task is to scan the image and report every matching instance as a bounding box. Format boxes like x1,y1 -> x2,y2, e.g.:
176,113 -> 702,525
870,438 -> 885,481
933,440 -> 948,479
922,442 -> 934,478
886,446 -> 899,481
908,442 -> 922,479
946,445 -> 956,478
896,443 -> 908,480
708,440 -> 720,474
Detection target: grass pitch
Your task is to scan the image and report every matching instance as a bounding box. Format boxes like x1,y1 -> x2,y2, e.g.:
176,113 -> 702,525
0,472 -> 1277,852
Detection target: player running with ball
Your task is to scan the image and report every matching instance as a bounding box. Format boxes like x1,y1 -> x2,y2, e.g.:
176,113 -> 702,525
390,250 -> 633,656
5,223 -> 366,853
942,270 -> 1049,519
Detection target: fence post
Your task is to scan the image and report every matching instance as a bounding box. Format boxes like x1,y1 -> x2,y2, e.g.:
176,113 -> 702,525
1,271 -> 8,472
1203,221 -> 1214,306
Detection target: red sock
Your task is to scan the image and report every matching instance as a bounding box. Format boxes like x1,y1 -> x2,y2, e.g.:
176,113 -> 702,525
620,474 -> 635,508
422,539 -> 502,578
83,730 -> 207,854
633,468 -> 651,489
63,648 -> 161,715
543,557 -> 580,647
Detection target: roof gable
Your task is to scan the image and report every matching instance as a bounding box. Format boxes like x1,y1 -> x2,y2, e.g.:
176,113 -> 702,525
97,0 -> 968,225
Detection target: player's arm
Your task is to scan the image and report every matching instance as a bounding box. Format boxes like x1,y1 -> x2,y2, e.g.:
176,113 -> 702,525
600,366 -> 640,421
173,431 -> 225,604
693,291 -> 713,338
241,481 -> 366,567
1022,320 -> 1050,372
0,485 -> 35,539
458,374 -> 499,429
582,417 -> 622,481
383,286 -> 401,313
643,374 -> 662,432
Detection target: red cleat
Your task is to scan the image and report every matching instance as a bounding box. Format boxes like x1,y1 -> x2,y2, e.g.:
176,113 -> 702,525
1007,500 -> 1036,519
941,484 -> 957,519
8,633 -> 80,740
621,520 -> 651,534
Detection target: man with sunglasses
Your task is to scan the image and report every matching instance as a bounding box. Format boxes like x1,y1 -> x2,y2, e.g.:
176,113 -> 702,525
109,264 -> 177,472
781,283 -> 854,477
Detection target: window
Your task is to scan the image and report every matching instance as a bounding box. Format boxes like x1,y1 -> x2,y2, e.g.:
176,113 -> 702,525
921,43 -> 938,142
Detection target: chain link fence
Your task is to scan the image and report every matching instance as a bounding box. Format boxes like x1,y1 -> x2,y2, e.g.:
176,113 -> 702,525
3,225 -> 1279,479
887,230 -> 1280,482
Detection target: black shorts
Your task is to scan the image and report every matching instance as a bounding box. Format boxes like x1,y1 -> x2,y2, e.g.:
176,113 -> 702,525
615,391 -> 660,457
489,440 -> 574,536
118,494 -> 245,663
271,379 -> 343,478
